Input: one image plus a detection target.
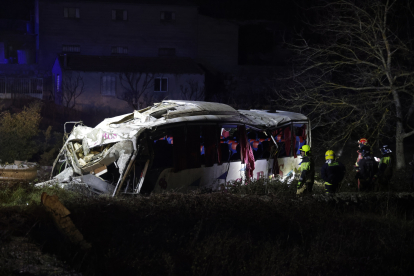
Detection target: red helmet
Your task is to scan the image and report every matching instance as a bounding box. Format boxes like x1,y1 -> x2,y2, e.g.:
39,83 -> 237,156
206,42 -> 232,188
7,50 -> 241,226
358,138 -> 368,145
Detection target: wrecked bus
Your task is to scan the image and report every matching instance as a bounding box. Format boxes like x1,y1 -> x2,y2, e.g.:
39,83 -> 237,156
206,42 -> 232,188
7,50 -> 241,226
42,100 -> 310,196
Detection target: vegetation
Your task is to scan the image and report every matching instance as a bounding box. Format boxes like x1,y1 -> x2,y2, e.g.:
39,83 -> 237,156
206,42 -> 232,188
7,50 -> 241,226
0,102 -> 63,165
275,0 -> 414,169
1,178 -> 414,275
0,102 -> 42,163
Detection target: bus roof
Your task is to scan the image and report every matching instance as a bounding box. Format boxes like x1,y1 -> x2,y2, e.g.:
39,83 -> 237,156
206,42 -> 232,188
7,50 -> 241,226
67,100 -> 309,147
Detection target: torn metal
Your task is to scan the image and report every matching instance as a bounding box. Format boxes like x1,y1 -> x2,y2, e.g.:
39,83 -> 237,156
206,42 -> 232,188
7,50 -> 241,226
36,100 -> 310,196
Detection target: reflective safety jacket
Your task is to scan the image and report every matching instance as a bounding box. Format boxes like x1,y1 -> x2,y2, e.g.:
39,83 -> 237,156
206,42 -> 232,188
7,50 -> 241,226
378,154 -> 392,177
321,160 -> 346,185
298,156 -> 315,185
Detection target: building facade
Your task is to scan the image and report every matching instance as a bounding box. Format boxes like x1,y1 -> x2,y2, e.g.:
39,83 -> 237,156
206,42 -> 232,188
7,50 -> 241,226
0,0 -> 238,113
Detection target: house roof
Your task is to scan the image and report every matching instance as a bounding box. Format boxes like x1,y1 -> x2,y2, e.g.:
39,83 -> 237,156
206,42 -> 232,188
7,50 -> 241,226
57,55 -> 204,75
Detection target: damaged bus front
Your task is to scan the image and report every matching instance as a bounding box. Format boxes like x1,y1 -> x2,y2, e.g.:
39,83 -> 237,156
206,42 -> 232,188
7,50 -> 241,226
39,100 -> 310,196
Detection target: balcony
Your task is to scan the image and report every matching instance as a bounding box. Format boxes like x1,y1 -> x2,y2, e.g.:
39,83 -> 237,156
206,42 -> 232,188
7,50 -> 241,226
0,77 -> 43,99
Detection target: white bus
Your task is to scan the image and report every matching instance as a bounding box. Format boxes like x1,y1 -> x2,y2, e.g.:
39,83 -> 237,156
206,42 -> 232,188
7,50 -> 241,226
45,100 -> 310,196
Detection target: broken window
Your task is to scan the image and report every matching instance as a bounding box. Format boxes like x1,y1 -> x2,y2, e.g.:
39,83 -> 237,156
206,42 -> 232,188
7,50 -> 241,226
172,126 -> 201,172
270,124 -> 307,158
64,7 -> 80,19
293,124 -> 307,157
154,78 -> 168,92
219,125 -> 241,162
245,127 -> 272,160
152,132 -> 174,169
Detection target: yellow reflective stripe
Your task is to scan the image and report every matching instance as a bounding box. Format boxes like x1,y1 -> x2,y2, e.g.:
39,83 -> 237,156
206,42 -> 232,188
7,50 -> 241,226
325,182 -> 333,185
301,162 -> 310,171
380,156 -> 391,165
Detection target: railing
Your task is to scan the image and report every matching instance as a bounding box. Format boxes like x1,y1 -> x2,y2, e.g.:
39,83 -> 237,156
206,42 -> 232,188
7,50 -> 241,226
0,77 -> 43,99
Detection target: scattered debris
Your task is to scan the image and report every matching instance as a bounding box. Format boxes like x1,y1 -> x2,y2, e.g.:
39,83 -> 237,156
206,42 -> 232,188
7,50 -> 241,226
0,160 -> 38,181
41,192 -> 91,250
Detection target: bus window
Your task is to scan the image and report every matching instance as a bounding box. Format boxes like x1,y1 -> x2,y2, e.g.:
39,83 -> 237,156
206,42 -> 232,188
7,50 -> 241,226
272,126 -> 293,158
293,124 -> 307,156
201,125 -> 219,167
220,125 -> 241,162
172,126 -> 202,172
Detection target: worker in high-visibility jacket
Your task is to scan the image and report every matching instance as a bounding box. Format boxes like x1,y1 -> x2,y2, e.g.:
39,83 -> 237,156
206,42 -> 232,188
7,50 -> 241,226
296,145 -> 315,195
321,150 -> 346,194
377,145 -> 393,191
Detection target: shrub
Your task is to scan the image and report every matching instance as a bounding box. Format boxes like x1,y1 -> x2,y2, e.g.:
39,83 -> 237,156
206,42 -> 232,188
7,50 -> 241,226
0,103 -> 42,163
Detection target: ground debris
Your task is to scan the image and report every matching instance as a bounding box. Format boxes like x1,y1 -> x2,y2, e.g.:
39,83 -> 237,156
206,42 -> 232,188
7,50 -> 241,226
0,236 -> 82,276
41,192 -> 91,250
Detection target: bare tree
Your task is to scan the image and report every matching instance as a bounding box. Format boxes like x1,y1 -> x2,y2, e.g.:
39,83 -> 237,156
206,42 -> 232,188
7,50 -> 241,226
118,71 -> 155,110
179,79 -> 205,101
275,0 -> 414,169
62,71 -> 85,109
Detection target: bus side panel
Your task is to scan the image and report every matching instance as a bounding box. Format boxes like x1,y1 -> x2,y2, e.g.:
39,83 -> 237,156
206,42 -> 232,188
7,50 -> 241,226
276,156 -> 302,179
152,161 -> 245,192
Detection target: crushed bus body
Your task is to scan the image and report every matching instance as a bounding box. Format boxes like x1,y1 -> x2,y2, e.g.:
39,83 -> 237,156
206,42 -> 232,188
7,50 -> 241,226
36,100 -> 310,196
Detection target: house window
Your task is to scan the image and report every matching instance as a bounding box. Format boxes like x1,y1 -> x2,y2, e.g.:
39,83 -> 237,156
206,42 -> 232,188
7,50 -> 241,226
112,9 -> 127,21
154,78 -> 168,92
111,46 -> 128,54
101,76 -> 116,96
158,48 -> 176,57
160,11 -> 175,22
62,45 -> 80,53
64,7 -> 80,18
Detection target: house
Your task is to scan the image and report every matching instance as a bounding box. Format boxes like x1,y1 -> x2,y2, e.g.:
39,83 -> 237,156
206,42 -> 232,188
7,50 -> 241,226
35,0 -> 237,112
52,54 -> 205,116
1,0 -> 238,106
0,17 -> 44,99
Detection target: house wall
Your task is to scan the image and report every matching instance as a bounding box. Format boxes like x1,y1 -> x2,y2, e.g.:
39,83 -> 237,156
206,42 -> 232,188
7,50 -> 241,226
36,0 -> 199,70
197,15 -> 238,73
63,70 -> 204,115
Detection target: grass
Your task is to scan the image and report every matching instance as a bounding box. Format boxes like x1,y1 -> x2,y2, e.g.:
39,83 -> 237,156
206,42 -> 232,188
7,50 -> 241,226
1,178 -> 414,275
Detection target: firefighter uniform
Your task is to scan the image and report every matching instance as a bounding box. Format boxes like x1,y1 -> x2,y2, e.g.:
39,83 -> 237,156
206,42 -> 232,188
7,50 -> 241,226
356,148 -> 378,192
321,150 -> 346,194
354,138 -> 369,191
297,145 -> 315,195
377,145 -> 393,191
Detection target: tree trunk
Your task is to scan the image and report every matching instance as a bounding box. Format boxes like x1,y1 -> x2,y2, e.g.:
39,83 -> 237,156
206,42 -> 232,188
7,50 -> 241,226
395,121 -> 405,170
393,89 -> 405,170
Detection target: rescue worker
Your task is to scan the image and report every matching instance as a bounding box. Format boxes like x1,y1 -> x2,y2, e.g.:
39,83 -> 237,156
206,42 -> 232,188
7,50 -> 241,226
296,145 -> 315,195
321,150 -> 346,194
355,147 -> 378,192
377,145 -> 393,191
355,138 -> 369,191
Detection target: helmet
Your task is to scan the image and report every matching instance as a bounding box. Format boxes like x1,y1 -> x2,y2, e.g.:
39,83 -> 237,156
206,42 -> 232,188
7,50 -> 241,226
380,145 -> 392,155
358,138 -> 368,145
325,150 -> 335,160
299,145 -> 311,156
